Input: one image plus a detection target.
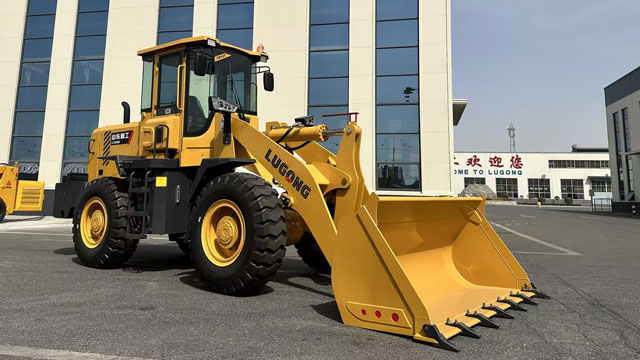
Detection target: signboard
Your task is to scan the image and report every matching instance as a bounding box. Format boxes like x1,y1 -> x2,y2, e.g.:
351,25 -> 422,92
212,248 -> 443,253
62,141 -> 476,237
453,154 -> 524,177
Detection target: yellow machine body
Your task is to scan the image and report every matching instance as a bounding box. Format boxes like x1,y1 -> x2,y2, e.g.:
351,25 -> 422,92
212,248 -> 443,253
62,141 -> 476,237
78,36 -> 544,350
0,164 -> 45,216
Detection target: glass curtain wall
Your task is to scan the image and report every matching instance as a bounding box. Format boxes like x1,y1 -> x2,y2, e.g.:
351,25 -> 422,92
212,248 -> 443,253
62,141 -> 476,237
622,108 -> 634,193
217,0 -> 254,50
613,112 -> 625,199
62,0 -> 109,176
375,0 -> 420,190
9,0 -> 58,179
307,0 -> 349,154
157,0 -> 193,44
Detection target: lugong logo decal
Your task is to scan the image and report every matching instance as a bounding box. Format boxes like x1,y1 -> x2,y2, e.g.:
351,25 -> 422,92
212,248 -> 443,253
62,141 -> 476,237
265,149 -> 311,199
110,130 -> 134,145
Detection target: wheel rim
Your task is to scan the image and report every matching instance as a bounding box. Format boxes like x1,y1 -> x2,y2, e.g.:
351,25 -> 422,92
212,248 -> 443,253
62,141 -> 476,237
201,199 -> 245,267
80,197 -> 108,249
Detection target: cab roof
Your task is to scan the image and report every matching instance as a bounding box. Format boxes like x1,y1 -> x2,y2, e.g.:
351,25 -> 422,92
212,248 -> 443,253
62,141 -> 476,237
137,36 -> 267,59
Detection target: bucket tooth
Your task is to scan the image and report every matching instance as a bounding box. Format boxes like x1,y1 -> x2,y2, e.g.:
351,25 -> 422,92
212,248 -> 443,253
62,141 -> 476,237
510,292 -> 538,306
465,310 -> 499,329
422,325 -> 459,352
446,319 -> 480,339
482,304 -> 514,319
524,288 -> 551,300
496,297 -> 527,311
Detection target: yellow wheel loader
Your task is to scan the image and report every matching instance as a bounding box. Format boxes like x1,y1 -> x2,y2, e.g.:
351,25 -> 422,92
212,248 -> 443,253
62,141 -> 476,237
0,163 -> 45,222
53,36 -> 549,351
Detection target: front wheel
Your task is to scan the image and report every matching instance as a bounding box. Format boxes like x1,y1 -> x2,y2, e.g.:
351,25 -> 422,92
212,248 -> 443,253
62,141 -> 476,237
72,179 -> 137,268
190,172 -> 287,294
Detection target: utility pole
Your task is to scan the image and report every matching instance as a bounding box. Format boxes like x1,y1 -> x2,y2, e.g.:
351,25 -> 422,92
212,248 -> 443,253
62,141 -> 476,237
508,123 -> 516,152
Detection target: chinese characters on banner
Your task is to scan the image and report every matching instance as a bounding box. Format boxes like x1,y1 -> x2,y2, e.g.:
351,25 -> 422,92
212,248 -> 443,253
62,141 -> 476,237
454,154 -> 524,176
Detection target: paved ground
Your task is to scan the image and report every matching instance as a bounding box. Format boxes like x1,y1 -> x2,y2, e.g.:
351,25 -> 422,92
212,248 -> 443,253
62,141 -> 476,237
0,205 -> 639,359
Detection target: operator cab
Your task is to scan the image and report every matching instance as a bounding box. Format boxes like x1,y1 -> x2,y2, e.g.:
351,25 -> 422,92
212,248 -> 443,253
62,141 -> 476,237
135,36 -> 274,165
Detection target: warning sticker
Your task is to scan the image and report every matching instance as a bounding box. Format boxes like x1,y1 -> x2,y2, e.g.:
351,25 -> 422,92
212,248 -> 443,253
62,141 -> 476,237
215,53 -> 231,62
111,130 -> 133,145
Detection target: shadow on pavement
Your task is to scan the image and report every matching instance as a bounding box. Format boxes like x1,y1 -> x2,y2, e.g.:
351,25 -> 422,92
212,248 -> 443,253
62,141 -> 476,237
54,247 -> 76,255
176,270 -> 275,297
311,300 -> 341,323
544,208 -> 639,220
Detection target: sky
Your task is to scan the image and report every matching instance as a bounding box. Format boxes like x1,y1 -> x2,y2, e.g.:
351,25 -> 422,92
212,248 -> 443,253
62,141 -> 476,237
451,0 -> 640,152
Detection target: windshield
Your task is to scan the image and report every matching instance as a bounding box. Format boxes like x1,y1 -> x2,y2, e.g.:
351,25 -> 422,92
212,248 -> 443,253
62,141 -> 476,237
185,47 -> 257,137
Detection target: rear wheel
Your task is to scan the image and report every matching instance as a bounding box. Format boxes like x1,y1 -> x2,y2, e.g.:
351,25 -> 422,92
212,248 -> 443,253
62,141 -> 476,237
0,198 -> 6,222
190,172 -> 287,294
72,179 -> 137,268
295,233 -> 331,275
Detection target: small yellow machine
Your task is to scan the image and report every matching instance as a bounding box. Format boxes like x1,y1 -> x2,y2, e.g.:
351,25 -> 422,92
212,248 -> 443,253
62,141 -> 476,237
53,36 -> 548,351
0,163 -> 45,222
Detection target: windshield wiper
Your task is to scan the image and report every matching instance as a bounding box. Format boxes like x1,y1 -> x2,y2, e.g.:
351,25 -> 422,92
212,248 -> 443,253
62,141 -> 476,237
228,63 -> 247,121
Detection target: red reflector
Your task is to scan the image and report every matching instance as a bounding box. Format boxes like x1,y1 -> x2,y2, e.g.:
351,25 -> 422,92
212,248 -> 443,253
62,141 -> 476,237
374,311 -> 381,319
391,313 -> 399,322
360,309 -> 366,316
6,180 -> 11,186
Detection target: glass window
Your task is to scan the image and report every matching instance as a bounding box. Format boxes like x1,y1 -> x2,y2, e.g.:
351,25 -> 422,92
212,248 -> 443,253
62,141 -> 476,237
376,134 -> 420,162
309,51 -> 348,78
25,15 -> 55,38
22,38 -> 53,62
219,0 -> 253,3
627,156 -> 634,192
528,178 -> 551,199
591,179 -> 612,193
377,163 -> 420,190
16,86 -> 48,110
158,6 -> 193,32
377,48 -> 418,75
10,137 -> 42,161
376,75 -> 419,104
63,136 -> 91,161
28,0 -> 57,15
69,85 -> 102,110
496,178 -> 518,198
309,78 -> 348,106
157,53 -> 181,112
310,0 -> 349,24
66,111 -> 99,135
216,29 -> 253,50
20,62 -> 50,86
310,24 -> 349,51
622,108 -> 631,152
71,60 -> 104,84
376,0 -> 417,21
376,20 -> 418,48
79,0 -> 109,12
376,105 -> 419,133
560,179 -> 584,200
157,31 -> 192,44
74,35 -> 107,59
13,112 -> 45,136
76,12 -> 108,36
464,177 -> 486,187
141,56 -> 153,112
218,3 -> 254,29
161,0 -> 193,5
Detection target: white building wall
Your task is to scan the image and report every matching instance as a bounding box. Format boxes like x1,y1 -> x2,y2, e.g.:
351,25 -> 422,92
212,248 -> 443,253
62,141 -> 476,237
454,152 -> 611,200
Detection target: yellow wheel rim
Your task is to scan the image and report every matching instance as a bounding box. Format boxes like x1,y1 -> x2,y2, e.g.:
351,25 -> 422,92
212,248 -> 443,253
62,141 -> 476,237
201,199 -> 245,267
80,197 -> 108,249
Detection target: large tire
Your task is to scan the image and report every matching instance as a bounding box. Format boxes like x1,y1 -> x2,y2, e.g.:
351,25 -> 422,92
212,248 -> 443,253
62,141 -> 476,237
295,233 -> 331,275
72,178 -> 137,268
169,233 -> 190,256
190,172 -> 287,294
0,197 -> 6,222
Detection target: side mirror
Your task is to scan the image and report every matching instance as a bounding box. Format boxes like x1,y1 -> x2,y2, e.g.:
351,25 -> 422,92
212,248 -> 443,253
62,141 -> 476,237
263,71 -> 274,92
194,52 -> 208,76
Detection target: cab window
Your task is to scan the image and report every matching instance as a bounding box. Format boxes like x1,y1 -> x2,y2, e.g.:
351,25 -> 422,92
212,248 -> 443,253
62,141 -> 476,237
140,55 -> 153,113
157,52 -> 182,115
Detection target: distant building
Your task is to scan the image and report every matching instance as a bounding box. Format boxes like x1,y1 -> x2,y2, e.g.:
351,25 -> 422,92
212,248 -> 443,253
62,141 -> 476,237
454,147 -> 611,203
605,66 -> 640,213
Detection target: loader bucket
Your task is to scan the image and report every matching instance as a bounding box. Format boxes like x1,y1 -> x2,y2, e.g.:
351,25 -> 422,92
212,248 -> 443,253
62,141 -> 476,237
331,194 -> 546,351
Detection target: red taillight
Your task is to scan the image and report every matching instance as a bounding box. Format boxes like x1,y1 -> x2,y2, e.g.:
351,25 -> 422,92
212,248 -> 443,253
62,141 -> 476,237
374,311 -> 381,319
361,309 -> 366,316
391,313 -> 399,322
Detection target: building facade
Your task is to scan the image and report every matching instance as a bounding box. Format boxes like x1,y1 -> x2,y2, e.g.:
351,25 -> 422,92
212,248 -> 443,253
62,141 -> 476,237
0,0 -> 459,210
454,148 -> 611,202
604,66 -> 640,213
